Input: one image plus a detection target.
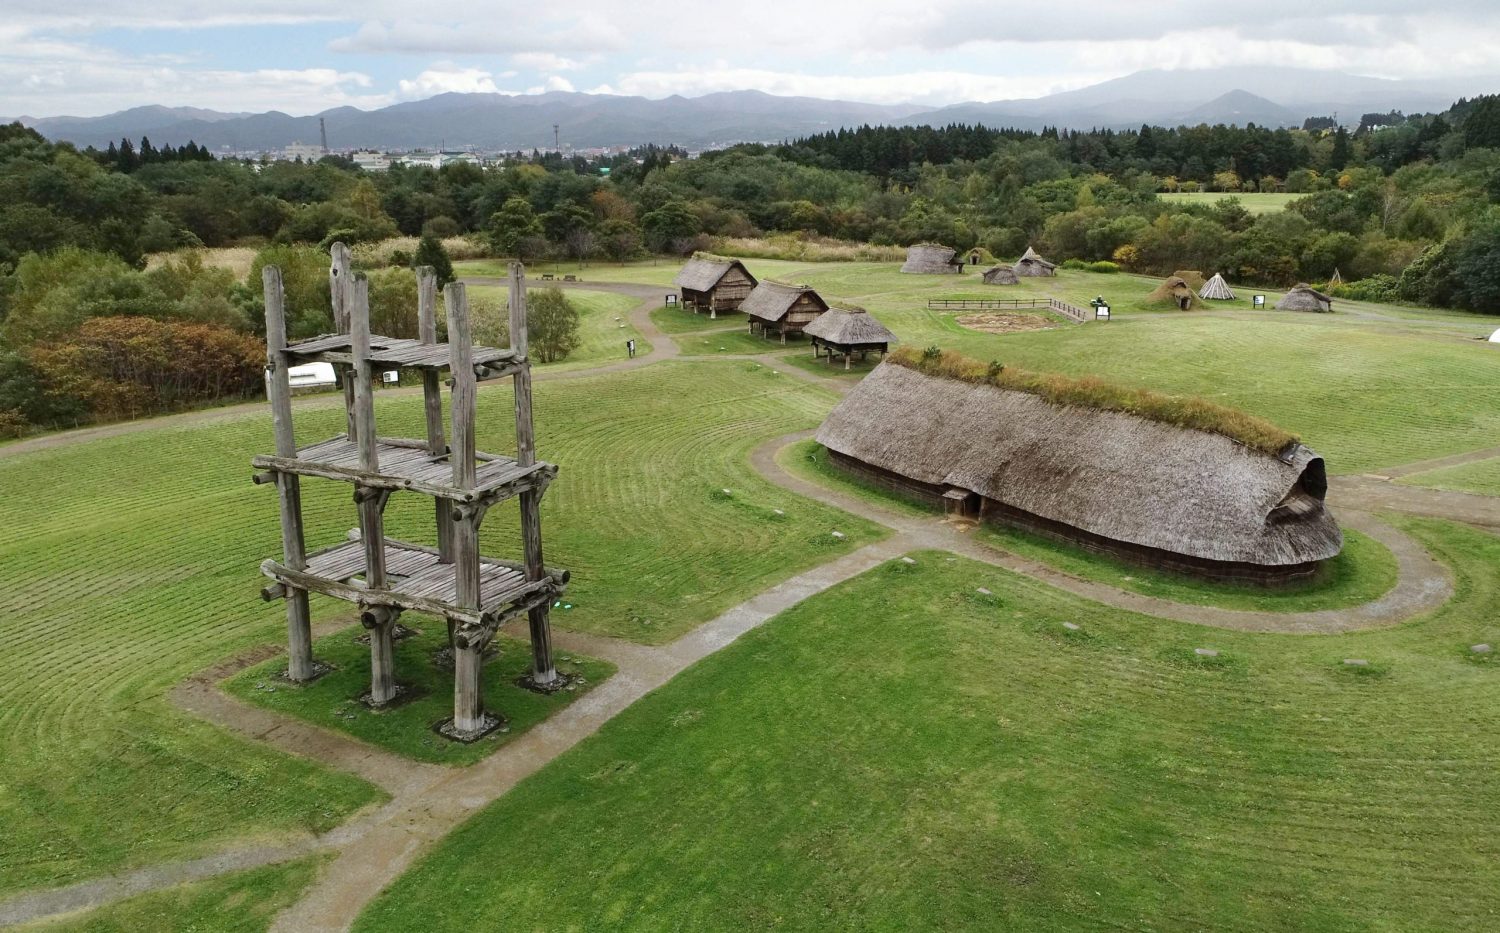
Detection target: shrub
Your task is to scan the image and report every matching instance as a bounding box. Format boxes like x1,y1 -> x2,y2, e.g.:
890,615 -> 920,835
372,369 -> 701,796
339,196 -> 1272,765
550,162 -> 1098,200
887,346 -> 1299,455
1087,261 -> 1121,274
527,288 -> 581,364
1060,258 -> 1089,270
1331,274 -> 1401,303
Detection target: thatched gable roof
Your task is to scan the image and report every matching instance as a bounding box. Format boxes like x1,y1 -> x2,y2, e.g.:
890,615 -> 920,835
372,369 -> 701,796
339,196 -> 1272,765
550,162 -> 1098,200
803,306 -> 896,346
1014,246 -> 1056,275
1200,273 -> 1235,300
1276,284 -> 1333,312
982,265 -> 1019,285
674,256 -> 755,292
816,363 -> 1341,567
740,281 -> 828,323
901,243 -> 961,274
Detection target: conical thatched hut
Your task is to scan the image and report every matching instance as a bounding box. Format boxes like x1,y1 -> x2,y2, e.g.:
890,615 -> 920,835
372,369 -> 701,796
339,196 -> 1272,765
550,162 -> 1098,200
1014,246 -> 1056,277
1328,268 -> 1344,287
740,281 -> 829,342
1489,327 -> 1500,344
1276,284 -> 1333,313
804,305 -> 896,370
1148,275 -> 1200,310
1200,273 -> 1235,301
901,243 -> 962,274
815,361 -> 1342,583
673,254 -> 758,317
982,265 -> 1020,286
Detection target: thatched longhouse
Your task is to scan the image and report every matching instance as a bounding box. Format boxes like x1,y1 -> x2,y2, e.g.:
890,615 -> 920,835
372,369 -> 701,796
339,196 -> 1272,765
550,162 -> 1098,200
803,305 -> 896,369
741,281 -> 829,342
815,361 -> 1342,583
1276,284 -> 1333,313
901,243 -> 962,274
1014,246 -> 1057,277
673,255 -> 758,317
1200,273 -> 1235,300
982,265 -> 1020,285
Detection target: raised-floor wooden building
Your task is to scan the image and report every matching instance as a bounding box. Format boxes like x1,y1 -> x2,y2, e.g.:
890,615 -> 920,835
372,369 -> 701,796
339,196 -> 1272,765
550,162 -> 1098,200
674,256 -> 758,317
803,305 -> 896,369
816,361 -> 1343,584
254,246 -> 569,741
741,281 -> 828,342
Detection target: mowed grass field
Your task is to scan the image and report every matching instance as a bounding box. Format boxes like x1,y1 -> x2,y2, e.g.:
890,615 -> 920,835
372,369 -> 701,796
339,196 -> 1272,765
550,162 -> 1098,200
464,286 -> 646,372
0,361 -> 878,895
358,521 -> 1500,932
1159,191 -> 1305,213
1399,457 -> 1500,497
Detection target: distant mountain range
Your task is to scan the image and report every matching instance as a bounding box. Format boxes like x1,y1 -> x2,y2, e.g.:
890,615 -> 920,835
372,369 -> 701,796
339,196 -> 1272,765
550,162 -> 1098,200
11,67 -> 1499,153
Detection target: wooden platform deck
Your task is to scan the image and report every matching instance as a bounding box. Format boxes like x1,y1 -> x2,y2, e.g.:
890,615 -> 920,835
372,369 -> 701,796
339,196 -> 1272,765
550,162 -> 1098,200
285,333 -> 520,375
262,538 -> 564,626
252,435 -> 554,504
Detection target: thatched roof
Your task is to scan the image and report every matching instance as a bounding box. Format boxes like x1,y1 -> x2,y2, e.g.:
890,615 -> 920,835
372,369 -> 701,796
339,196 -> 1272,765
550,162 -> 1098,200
740,281 -> 828,323
1328,268 -> 1343,287
1488,327 -> 1500,344
1014,246 -> 1056,275
1171,270 -> 1207,292
901,243 -> 961,274
1148,275 -> 1200,310
803,306 -> 896,347
1200,273 -> 1235,300
982,265 -> 1019,285
674,256 -> 755,292
816,363 -> 1342,567
1276,284 -> 1333,312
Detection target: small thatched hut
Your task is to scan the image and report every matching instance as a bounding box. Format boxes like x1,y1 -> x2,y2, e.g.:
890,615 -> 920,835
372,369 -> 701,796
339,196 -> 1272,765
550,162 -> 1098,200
982,265 -> 1020,286
817,362 -> 1342,583
1014,246 -> 1057,277
1328,268 -> 1344,288
1148,275 -> 1200,310
740,281 -> 829,342
1488,327 -> 1500,344
1277,284 -> 1333,313
673,255 -> 758,317
1200,272 -> 1235,301
804,306 -> 896,370
901,243 -> 962,274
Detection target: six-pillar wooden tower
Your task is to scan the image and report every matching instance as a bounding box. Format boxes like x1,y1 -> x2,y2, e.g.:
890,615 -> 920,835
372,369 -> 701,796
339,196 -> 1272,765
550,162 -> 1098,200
255,249 -> 566,740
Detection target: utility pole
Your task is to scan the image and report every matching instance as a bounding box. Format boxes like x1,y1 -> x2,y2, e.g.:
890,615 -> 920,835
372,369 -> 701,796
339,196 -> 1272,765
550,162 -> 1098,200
554,123 -> 560,153
319,117 -> 329,155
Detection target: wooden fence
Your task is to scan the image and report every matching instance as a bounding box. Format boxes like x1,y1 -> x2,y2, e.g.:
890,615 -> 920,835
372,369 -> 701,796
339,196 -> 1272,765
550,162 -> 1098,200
928,297 -> 1091,323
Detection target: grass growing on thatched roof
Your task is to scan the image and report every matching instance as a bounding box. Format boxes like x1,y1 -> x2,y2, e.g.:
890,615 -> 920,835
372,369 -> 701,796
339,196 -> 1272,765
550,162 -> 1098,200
690,250 -> 734,264
887,347 -> 1299,455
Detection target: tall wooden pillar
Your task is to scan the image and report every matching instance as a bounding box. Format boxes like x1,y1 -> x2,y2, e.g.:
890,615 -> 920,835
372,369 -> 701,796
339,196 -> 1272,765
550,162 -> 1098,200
445,283 -> 487,732
262,267 -> 317,681
350,276 -> 397,706
509,263 -> 558,687
329,242 -> 358,443
417,267 -> 453,564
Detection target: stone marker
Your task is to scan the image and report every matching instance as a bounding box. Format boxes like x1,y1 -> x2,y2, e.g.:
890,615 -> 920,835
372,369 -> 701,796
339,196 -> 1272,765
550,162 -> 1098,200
1343,658 -> 1369,666
976,587 -> 992,596
773,508 -> 784,516
900,556 -> 915,564
1062,622 -> 1081,631
1472,644 -> 1493,654
1194,648 -> 1218,657
831,530 -> 845,539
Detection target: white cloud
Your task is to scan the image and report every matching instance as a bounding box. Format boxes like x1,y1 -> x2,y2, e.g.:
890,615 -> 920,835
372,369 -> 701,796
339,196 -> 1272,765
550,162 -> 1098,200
510,52 -> 585,72
591,68 -> 1111,106
397,65 -> 501,98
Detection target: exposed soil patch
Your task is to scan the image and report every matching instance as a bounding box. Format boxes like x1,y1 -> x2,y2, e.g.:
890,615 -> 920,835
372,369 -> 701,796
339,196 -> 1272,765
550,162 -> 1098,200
956,312 -> 1056,335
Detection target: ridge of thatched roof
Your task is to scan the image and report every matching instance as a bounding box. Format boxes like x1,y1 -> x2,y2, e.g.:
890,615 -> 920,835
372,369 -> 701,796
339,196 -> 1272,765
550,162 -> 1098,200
816,361 -> 1340,567
982,265 -> 1019,285
1017,246 -> 1055,266
740,280 -> 828,322
1147,275 -> 1201,309
901,243 -> 961,274
803,305 -> 895,345
1200,272 -> 1235,300
674,255 -> 754,292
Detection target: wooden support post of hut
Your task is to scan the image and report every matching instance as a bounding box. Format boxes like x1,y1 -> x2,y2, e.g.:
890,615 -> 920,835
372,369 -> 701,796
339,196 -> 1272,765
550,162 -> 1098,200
261,267 -> 318,682
741,281 -> 829,344
251,242 -> 569,743
803,305 -> 897,370
672,255 -> 758,318
329,243 -> 357,441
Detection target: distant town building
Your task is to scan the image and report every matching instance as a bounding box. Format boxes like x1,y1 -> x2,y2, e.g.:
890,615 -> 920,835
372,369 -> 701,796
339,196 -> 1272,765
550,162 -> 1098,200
281,141 -> 325,162
352,151 -> 391,172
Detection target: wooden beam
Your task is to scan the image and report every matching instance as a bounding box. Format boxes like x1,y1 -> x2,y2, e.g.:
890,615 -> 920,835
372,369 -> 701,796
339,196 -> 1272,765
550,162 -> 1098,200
349,274 -> 394,701
329,242 -> 357,442
446,280 -> 488,729
446,283 -> 476,489
509,262 -> 558,688
263,265 -> 316,682
418,266 -> 453,564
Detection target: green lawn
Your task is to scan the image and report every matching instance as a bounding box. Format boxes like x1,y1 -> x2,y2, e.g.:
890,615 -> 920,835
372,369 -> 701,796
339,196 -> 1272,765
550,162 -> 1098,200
1159,191 -> 1305,214
16,857 -> 326,933
464,286 -> 647,372
781,439 -> 1399,613
225,629 -> 615,765
356,519 -> 1499,931
0,360 -> 879,896
648,306 -> 749,334
1398,456 -> 1500,497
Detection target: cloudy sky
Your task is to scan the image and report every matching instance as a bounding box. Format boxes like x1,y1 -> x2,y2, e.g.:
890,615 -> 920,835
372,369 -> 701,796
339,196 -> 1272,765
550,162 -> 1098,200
4,1 -> 1500,117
